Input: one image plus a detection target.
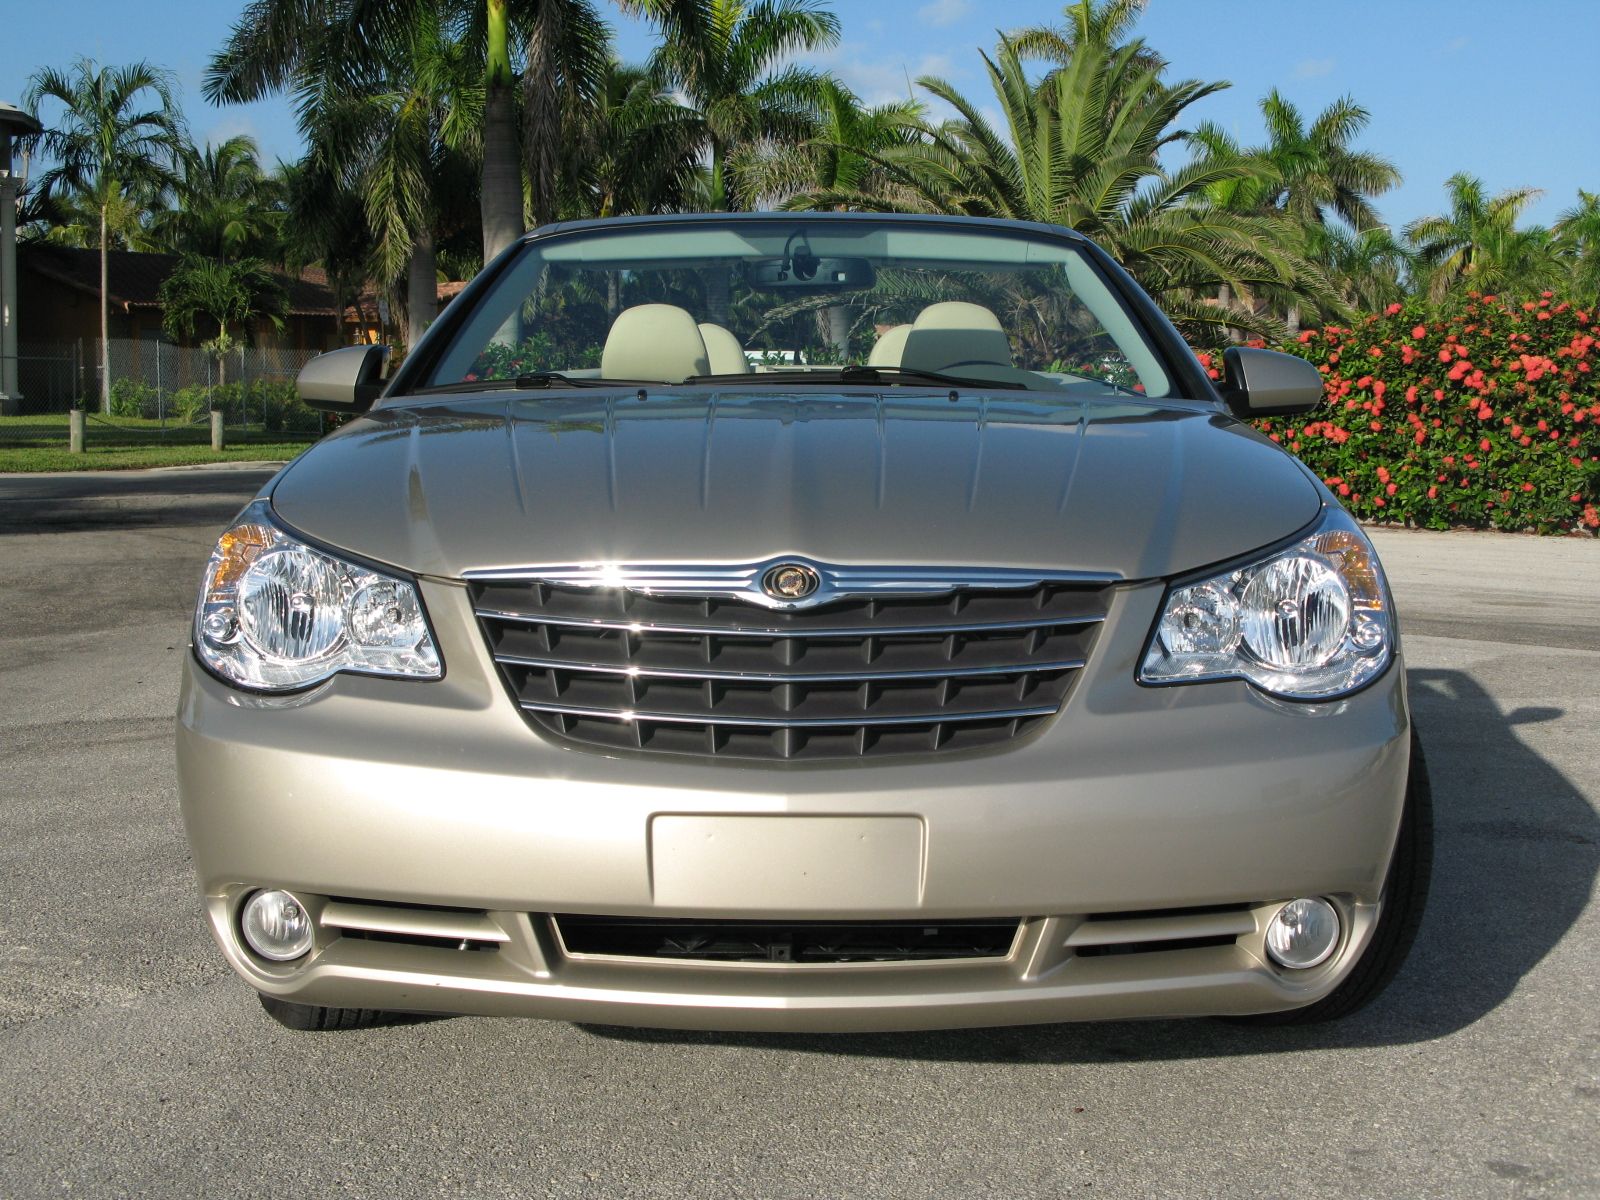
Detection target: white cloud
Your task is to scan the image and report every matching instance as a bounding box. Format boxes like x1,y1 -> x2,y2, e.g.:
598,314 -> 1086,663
917,0 -> 973,28
199,114 -> 263,151
1293,57 -> 1336,80
802,43 -> 963,108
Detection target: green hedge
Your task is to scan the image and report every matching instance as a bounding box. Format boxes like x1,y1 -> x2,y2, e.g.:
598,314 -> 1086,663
1209,294 -> 1600,534
110,380 -> 322,433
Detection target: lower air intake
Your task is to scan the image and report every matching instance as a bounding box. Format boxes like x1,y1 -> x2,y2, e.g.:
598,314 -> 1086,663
553,916 -> 1022,963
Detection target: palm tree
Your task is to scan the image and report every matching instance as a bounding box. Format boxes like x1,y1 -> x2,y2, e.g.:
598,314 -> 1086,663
1252,90 -> 1399,233
1188,90 -> 1398,332
206,0 -> 607,265
563,60 -> 701,221
1554,190 -> 1600,302
159,254 -> 288,388
1306,224 -> 1411,313
339,9 -> 481,345
29,185 -> 168,252
214,2 -> 482,347
1009,0 -> 1164,72
1404,173 -> 1558,303
24,59 -> 185,410
797,32 -> 1325,339
735,77 -> 922,208
277,157 -> 379,340
633,0 -> 841,212
158,134 -> 285,261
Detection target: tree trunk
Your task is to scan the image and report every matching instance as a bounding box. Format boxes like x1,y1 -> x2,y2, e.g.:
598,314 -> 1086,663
703,268 -> 731,327
1285,304 -> 1301,336
406,228 -> 438,350
99,205 -> 110,412
1216,282 -> 1241,347
606,272 -> 620,318
824,305 -> 850,358
522,0 -> 563,229
480,0 -> 523,261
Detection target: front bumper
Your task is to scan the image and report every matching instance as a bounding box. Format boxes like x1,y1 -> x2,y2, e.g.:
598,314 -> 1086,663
176,577 -> 1410,1031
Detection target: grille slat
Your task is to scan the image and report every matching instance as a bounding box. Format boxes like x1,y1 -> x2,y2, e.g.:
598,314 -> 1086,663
473,572 -> 1111,760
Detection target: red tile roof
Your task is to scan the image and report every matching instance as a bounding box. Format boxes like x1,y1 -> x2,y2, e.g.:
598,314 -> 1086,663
19,246 -> 344,316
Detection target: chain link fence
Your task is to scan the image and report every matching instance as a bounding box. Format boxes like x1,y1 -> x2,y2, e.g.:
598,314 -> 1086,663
10,339 -> 321,425
3,340 -> 328,455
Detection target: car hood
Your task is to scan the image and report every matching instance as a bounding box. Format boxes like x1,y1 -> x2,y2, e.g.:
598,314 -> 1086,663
269,391 -> 1323,581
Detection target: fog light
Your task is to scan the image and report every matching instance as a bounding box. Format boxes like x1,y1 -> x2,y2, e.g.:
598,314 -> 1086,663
241,889 -> 314,961
1265,897 -> 1340,969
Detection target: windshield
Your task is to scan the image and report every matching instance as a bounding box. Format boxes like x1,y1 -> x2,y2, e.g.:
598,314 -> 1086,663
416,219 -> 1175,399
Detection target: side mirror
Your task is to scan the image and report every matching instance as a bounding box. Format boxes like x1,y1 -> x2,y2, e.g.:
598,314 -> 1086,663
297,345 -> 389,414
1220,346 -> 1323,418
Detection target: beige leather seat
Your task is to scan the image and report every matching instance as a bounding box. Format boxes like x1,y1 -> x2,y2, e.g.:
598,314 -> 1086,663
697,322 -> 751,375
601,304 -> 710,381
867,324 -> 912,367
900,302 -> 1015,378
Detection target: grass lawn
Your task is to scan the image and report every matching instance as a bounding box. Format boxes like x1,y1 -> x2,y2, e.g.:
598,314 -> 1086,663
0,413 -> 319,472
0,443 -> 312,472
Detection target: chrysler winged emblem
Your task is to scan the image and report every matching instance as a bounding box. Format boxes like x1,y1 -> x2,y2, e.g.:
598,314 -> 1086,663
762,562 -> 821,601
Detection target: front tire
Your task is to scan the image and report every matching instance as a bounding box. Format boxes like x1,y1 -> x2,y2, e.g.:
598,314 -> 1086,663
257,992 -> 394,1031
1230,730 -> 1434,1026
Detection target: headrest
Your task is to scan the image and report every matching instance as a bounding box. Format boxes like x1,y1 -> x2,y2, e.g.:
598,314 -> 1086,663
867,324 -> 912,367
901,302 -> 1013,376
697,322 -> 751,375
601,304 -> 710,381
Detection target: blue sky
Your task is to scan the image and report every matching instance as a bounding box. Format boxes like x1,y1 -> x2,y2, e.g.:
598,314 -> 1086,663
4,0 -> 1597,230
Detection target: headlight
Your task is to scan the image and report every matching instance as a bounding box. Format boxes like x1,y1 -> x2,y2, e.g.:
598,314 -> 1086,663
1138,508 -> 1391,700
194,500 -> 441,692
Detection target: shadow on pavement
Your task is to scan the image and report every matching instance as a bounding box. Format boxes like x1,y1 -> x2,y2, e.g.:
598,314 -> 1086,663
579,666 -> 1597,1062
0,469 -> 279,532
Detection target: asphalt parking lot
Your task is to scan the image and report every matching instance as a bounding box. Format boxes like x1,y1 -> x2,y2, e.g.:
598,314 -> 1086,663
1,470 -> 1596,1199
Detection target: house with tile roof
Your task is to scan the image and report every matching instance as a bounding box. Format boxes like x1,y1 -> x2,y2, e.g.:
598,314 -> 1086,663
17,245 -> 357,355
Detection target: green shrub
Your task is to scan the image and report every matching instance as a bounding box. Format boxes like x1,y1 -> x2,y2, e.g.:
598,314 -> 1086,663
172,385 -> 212,424
465,334 -> 603,379
108,378 -> 158,418
1205,294 -> 1600,534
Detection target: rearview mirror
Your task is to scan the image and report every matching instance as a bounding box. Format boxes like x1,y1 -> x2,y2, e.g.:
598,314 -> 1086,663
297,345 -> 389,414
744,256 -> 875,291
1220,346 -> 1323,418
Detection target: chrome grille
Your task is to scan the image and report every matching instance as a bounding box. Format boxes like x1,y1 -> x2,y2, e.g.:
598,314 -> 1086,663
470,567 -> 1112,760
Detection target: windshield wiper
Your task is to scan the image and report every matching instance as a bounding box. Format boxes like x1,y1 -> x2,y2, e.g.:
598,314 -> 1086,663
683,365 -> 1028,391
835,365 -> 1027,390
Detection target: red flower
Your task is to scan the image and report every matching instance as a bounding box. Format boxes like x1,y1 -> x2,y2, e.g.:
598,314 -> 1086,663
1386,303 -> 1403,315
1411,325 -> 1428,340
1479,439 -> 1491,452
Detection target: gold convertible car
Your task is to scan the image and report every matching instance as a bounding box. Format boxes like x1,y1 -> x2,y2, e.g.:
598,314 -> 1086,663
176,213 -> 1430,1032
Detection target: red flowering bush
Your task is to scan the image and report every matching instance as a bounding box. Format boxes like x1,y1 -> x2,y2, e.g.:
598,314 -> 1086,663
1205,293 -> 1600,534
